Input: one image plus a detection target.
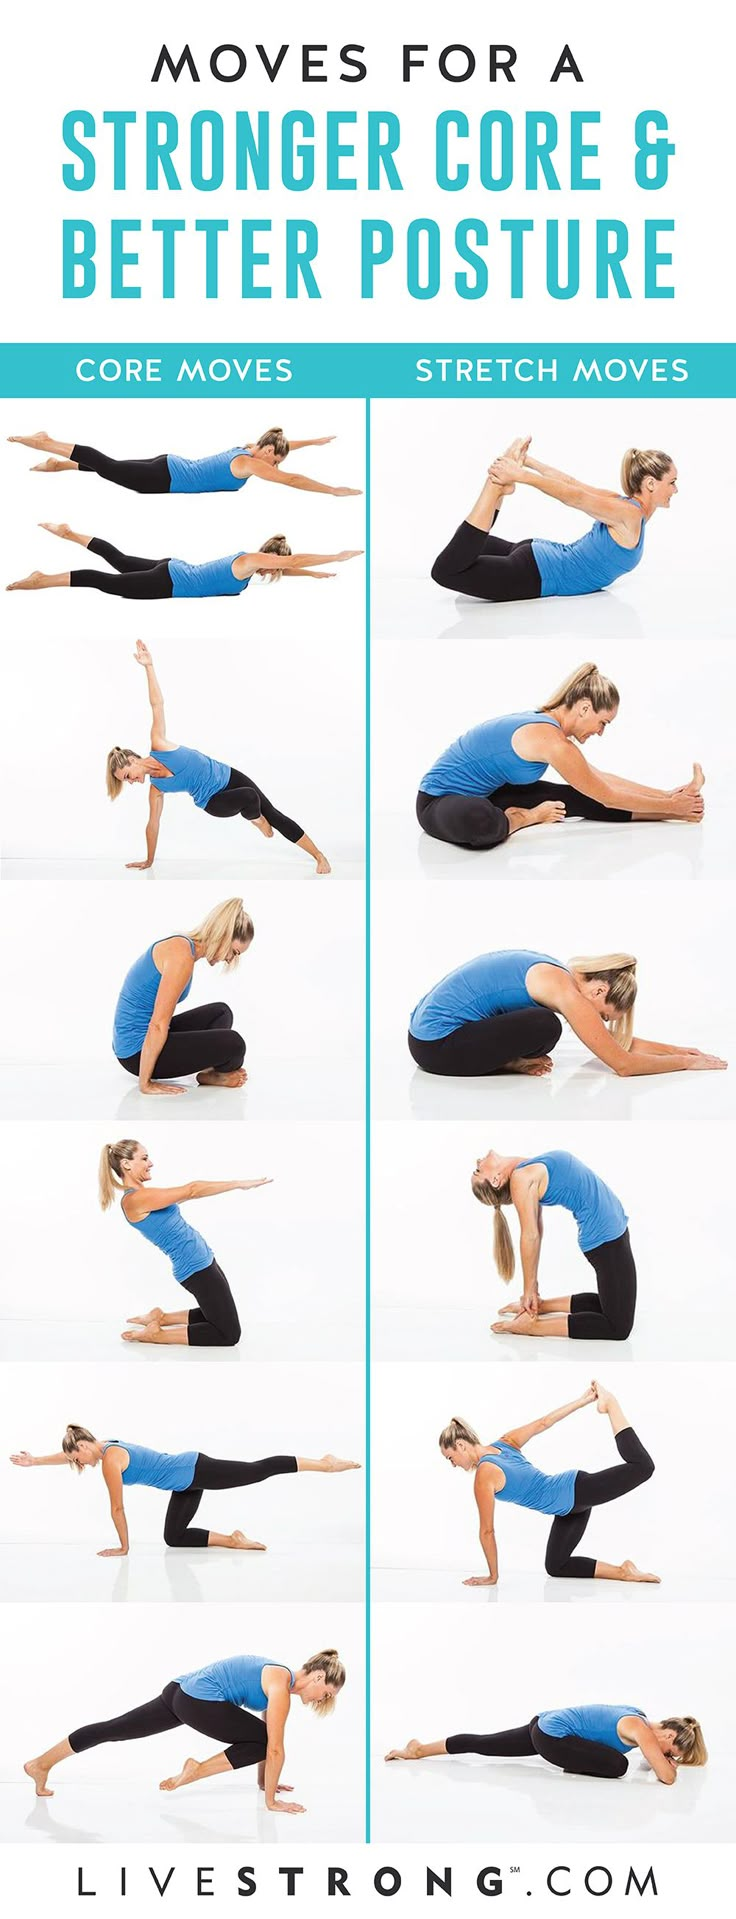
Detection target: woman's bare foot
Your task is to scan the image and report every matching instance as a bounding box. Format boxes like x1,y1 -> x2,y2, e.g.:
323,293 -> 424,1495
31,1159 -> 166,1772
195,1068 -> 248,1089
39,520 -> 76,541
252,815 -> 274,838
160,1756 -> 200,1793
503,1055 -> 554,1076
385,1739 -> 423,1762
32,457 -> 72,473
491,1309 -> 537,1335
24,1759 -> 53,1798
691,761 -> 705,792
121,1324 -> 164,1344
497,1298 -> 529,1316
315,854 -> 331,875
592,1379 -> 613,1413
504,435 -> 531,463
126,1307 -> 163,1327
230,1530 -> 266,1551
505,800 -> 566,836
320,1454 -> 361,1472
9,430 -> 51,450
7,571 -> 48,591
620,1559 -> 661,1585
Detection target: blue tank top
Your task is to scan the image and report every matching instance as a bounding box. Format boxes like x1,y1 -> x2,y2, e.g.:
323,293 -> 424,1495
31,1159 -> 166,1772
409,949 -> 567,1042
167,447 -> 252,494
481,1443 -> 577,1517
122,1191 -> 213,1284
150,746 -> 231,810
102,1440 -> 197,1492
176,1655 -> 295,1710
532,505 -> 645,598
168,557 -> 252,600
516,1151 -> 627,1254
537,1704 -> 645,1752
420,713 -> 561,797
112,935 -> 194,1058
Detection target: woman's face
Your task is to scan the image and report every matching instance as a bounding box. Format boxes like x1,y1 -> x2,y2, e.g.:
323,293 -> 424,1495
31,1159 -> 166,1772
71,1440 -> 99,1471
300,1672 -> 339,1708
568,701 -> 619,744
474,1149 -> 498,1182
442,1441 -> 475,1472
207,937 -> 251,969
649,464 -> 678,507
122,1144 -> 152,1182
117,758 -> 148,785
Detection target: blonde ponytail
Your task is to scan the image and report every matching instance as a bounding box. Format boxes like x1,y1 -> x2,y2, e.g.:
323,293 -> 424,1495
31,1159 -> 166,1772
661,1716 -> 708,1768
569,953 -> 638,1051
106,747 -> 137,799
471,1175 -> 515,1281
541,662 -> 620,715
302,1649 -> 346,1716
189,897 -> 254,968
439,1416 -> 481,1453
256,428 -> 289,458
621,448 -> 672,496
258,534 -> 292,584
62,1424 -> 97,1471
99,1140 -> 140,1211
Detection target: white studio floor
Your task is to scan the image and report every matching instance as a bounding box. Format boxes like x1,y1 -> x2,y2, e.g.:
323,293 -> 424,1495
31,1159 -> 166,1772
0,1306 -> 361,1364
0,1539 -> 362,1606
375,1032 -> 734,1124
371,1568 -> 731,1607
1,851 -> 365,886
374,1301 -> 721,1364
0,1770 -> 360,1846
373,809 -> 729,891
373,571 -> 733,648
0,1057 -> 363,1124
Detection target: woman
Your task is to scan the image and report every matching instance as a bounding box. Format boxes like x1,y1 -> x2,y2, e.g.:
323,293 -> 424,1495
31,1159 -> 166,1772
439,1381 -> 657,1585
386,1709 -> 706,1784
99,1137 -> 264,1346
24,1648 -> 346,1813
417,662 -> 704,850
472,1146 -> 636,1341
431,438 -> 675,604
407,948 -> 727,1079
11,1426 -> 359,1555
7,523 -> 363,599
112,896 -> 252,1095
109,642 -> 331,875
8,425 -> 361,499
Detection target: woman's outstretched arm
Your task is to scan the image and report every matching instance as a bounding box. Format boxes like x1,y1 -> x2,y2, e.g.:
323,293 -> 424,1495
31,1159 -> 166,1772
521,728 -> 704,821
532,967 -> 727,1077
135,640 -> 169,747
487,456 -> 638,532
230,452 -> 360,497
10,1450 -> 67,1467
234,548 -> 363,580
122,1177 -> 272,1218
500,1385 -> 595,1452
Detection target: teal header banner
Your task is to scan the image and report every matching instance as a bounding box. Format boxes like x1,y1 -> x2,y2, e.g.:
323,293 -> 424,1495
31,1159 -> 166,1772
0,343 -> 732,397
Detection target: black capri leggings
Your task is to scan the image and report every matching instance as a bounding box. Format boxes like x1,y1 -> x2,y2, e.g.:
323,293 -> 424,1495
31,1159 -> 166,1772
116,1001 -> 245,1081
431,520 -> 543,604
416,783 -> 632,851
408,1008 -> 563,1077
70,537 -> 173,600
180,1260 -> 242,1349
447,1715 -> 628,1779
568,1229 -> 638,1342
206,767 -> 304,844
69,1679 -> 267,1772
544,1425 -> 655,1580
72,444 -> 171,495
164,1451 -> 298,1546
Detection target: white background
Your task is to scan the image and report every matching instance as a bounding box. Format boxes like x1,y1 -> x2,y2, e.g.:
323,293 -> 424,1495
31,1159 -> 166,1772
1,398 -> 365,877
0,1601 -> 364,1844
371,1360 -> 734,1598
372,1602 -> 734,1844
373,1119 -> 728,1361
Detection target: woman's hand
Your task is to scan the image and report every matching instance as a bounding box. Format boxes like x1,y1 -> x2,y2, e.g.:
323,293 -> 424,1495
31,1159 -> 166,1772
668,791 -> 704,821
683,1052 -> 728,1071
462,1574 -> 497,1587
267,1792 -> 306,1814
239,1177 -> 273,1190
135,640 -> 153,667
488,456 -> 525,487
10,1451 -> 34,1467
578,1384 -> 598,1408
97,1547 -> 128,1558
139,1081 -> 187,1096
521,1289 -> 539,1319
126,859 -> 154,870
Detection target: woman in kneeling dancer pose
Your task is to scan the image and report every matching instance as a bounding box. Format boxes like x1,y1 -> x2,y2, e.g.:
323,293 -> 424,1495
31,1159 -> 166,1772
408,948 -> 727,1079
439,1380 -> 657,1586
417,662 -> 704,850
99,1138 -> 265,1347
109,642 -> 331,875
7,523 -> 362,599
387,1708 -> 706,1784
25,1649 -> 346,1814
431,439 -> 675,605
472,1146 -> 636,1340
11,1426 -> 359,1555
8,425 -> 361,499
112,896 -> 252,1095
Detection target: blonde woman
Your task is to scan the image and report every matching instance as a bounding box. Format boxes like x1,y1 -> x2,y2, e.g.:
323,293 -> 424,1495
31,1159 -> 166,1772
439,1381 -> 657,1586
7,524 -> 363,599
407,948 -> 727,1079
417,662 -> 704,850
431,440 -> 675,603
387,1709 -> 706,1784
99,1137 -> 264,1346
9,425 -> 361,499
25,1649 -> 346,1814
108,643 -> 330,874
112,897 -> 252,1095
472,1146 -> 636,1340
11,1426 -> 359,1555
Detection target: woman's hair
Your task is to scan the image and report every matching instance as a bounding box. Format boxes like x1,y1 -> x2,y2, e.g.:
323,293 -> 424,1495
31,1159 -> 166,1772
438,1416 -> 481,1453
470,1176 -> 515,1280
660,1716 -> 708,1768
302,1649 -> 346,1716
256,427 -> 289,459
62,1424 -> 97,1471
540,662 -> 620,716
258,534 -> 292,583
189,897 -> 254,968
569,952 -> 638,1052
106,747 -> 138,799
620,448 -> 673,495
98,1139 -> 141,1210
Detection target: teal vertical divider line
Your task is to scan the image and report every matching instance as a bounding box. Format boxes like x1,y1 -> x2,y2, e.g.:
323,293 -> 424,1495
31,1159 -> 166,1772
365,396 -> 372,1844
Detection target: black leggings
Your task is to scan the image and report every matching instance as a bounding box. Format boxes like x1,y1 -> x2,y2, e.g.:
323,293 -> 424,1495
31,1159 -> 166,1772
408,1008 -> 563,1077
117,1001 -> 245,1081
72,445 -> 171,495
180,1260 -> 241,1349
164,1452 -> 298,1547
569,1230 -> 638,1342
447,1715 -> 628,1779
70,537 -> 173,600
416,783 -> 632,851
544,1426 -> 655,1580
431,520 -> 543,603
206,767 -> 304,844
69,1679 -> 267,1772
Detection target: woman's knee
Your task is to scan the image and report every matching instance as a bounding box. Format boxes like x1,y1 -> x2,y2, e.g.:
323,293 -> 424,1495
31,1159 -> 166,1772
535,1011 -> 563,1051
209,1002 -> 234,1030
226,1030 -> 246,1070
544,1543 -> 566,1577
607,1311 -> 635,1342
217,1307 -> 241,1348
163,1515 -> 185,1548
